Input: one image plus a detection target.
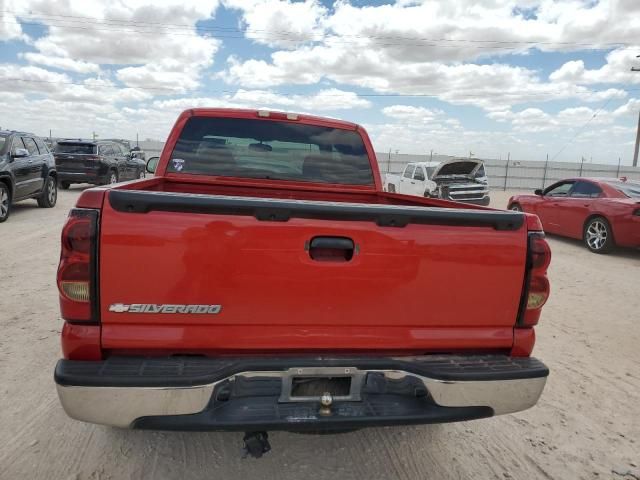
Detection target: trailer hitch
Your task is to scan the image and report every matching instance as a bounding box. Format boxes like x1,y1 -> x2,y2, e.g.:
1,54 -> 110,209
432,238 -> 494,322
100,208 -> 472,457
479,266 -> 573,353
242,431 -> 271,459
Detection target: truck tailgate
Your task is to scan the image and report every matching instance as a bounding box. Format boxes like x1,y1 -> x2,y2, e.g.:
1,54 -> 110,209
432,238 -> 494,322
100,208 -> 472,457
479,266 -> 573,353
99,190 -> 527,353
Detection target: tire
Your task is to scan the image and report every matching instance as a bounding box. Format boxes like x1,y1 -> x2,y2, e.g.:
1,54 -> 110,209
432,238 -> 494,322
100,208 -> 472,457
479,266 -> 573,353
60,181 -> 70,190
138,169 -> 146,179
388,184 -> 396,193
510,203 -> 522,212
37,175 -> 57,208
583,216 -> 614,254
108,171 -> 118,185
0,182 -> 11,223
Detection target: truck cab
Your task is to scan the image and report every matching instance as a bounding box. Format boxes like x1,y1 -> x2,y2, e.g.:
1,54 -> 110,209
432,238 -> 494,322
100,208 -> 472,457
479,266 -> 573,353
391,162 -> 439,197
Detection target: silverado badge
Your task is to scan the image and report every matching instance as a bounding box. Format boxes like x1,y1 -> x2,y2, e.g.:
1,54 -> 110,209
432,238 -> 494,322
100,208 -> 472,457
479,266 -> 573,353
109,304 -> 222,314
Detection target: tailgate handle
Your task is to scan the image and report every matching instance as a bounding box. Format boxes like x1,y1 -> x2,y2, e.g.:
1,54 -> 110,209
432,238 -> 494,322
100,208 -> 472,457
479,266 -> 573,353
307,236 -> 355,262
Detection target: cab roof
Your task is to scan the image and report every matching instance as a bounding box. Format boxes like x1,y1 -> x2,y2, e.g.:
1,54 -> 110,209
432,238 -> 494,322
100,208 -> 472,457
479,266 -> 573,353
187,108 -> 360,131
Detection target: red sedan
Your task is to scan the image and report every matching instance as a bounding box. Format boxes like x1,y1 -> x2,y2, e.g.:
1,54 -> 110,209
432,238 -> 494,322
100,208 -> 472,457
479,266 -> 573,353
508,178 -> 640,254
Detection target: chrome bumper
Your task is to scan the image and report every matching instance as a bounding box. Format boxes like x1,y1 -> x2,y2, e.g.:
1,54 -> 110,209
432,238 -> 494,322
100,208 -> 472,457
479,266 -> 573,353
56,368 -> 546,428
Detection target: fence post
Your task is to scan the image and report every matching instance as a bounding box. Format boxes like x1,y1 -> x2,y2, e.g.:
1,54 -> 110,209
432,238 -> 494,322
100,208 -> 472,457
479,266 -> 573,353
579,157 -> 584,177
616,157 -> 621,178
503,152 -> 510,191
542,154 -> 549,189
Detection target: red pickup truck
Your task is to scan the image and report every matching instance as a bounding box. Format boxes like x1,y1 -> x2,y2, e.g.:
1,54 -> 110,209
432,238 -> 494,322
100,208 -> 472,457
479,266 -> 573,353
54,109 -> 550,456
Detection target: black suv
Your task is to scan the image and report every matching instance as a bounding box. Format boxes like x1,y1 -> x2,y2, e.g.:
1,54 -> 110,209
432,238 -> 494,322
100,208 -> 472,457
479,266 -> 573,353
54,140 -> 146,189
0,130 -> 58,222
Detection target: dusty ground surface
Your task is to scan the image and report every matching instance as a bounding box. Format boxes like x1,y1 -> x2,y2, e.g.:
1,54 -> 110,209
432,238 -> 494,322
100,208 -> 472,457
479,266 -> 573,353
0,187 -> 638,480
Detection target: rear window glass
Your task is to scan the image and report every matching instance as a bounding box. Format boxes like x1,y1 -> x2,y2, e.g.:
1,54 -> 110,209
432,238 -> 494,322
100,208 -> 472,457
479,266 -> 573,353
55,143 -> 96,154
168,117 -> 374,185
570,181 -> 602,198
605,180 -> 640,198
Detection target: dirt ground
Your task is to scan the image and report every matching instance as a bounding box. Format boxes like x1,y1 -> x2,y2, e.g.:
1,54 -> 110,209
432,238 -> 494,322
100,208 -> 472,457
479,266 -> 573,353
0,187 -> 638,480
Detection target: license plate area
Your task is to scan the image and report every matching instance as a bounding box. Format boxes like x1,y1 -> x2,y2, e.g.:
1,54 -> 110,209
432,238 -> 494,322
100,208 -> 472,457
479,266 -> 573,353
279,367 -> 363,403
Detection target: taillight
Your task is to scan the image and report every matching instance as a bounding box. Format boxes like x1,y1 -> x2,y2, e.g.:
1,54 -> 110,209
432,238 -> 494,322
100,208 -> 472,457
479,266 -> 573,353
57,208 -> 99,323
519,232 -> 551,327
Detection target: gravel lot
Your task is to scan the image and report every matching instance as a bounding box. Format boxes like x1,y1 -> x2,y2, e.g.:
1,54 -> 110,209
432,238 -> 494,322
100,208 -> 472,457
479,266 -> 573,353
0,187 -> 638,480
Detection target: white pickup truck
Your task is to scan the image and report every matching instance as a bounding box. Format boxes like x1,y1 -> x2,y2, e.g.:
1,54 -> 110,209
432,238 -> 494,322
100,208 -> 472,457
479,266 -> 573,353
384,159 -> 490,205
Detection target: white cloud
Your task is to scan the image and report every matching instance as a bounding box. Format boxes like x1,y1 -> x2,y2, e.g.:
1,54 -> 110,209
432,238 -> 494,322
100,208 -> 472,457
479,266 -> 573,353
382,105 -> 444,122
228,88 -> 371,110
12,0 -> 220,90
221,0 -> 639,110
488,103 -> 619,133
223,0 -> 327,49
20,53 -> 101,74
224,47 -> 628,111
0,64 -> 153,104
550,48 -> 640,85
0,1 -> 26,41
613,98 -> 640,116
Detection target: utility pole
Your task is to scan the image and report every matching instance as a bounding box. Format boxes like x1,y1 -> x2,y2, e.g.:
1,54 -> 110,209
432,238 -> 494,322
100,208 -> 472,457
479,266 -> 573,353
579,156 -> 585,177
633,111 -> 640,167
503,152 -> 510,191
542,153 -> 549,188
631,55 -> 640,167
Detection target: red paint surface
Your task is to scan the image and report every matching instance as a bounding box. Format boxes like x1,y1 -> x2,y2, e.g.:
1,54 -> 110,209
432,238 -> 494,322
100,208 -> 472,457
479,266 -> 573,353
98,195 -> 527,352
61,323 -> 102,360
102,325 -> 514,353
511,328 -> 536,357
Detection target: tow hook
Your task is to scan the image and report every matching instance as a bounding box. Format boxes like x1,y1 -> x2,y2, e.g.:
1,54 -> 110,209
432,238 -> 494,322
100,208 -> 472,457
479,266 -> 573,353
242,431 -> 271,459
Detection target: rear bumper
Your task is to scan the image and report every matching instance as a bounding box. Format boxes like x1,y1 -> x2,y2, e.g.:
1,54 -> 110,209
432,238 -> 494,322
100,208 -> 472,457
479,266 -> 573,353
58,171 -> 109,185
55,355 -> 548,431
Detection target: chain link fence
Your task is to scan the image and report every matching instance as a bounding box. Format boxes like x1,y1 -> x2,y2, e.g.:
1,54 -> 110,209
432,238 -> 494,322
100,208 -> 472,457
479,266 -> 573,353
131,142 -> 640,191
375,152 -> 640,191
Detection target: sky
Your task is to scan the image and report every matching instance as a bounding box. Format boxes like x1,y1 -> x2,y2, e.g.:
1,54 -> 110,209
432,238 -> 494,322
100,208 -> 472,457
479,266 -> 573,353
0,0 -> 639,164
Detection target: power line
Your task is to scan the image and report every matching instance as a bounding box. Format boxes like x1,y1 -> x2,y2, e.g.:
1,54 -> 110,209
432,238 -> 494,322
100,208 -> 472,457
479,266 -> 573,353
0,77 -> 180,92
0,19 -> 578,49
549,96 -> 618,161
2,77 -> 639,99
1,10 -> 637,49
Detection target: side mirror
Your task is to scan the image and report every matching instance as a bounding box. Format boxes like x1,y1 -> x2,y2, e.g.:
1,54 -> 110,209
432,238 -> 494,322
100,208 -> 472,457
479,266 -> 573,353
146,156 -> 159,174
11,148 -> 29,159
534,189 -> 543,196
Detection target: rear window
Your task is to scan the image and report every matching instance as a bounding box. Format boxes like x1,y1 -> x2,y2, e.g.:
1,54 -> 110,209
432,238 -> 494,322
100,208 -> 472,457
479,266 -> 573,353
605,180 -> 640,198
168,117 -> 374,185
570,181 -> 602,198
55,143 -> 96,154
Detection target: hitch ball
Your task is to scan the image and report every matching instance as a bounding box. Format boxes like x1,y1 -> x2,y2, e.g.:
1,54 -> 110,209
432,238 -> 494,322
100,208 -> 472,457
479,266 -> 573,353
319,392 -> 333,416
